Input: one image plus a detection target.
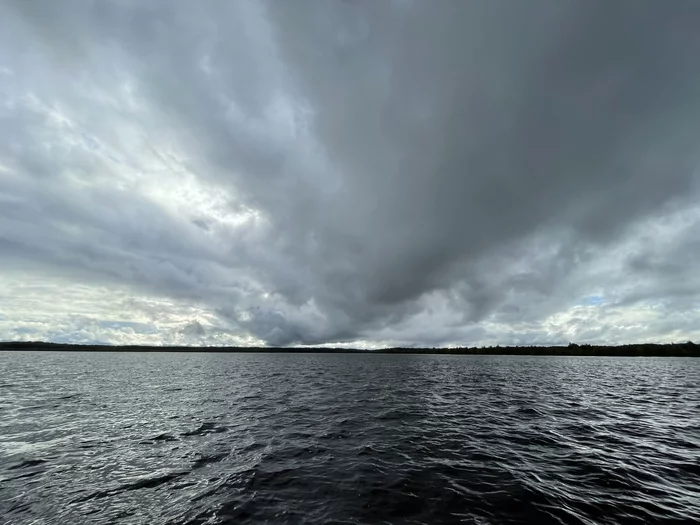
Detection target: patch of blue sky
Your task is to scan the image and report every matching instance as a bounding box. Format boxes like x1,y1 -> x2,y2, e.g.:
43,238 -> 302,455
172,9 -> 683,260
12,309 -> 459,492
12,327 -> 37,335
579,295 -> 605,306
81,132 -> 101,151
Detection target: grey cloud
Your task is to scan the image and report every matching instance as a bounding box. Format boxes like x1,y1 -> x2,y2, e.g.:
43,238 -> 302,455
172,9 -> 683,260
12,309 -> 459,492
2,1 -> 700,345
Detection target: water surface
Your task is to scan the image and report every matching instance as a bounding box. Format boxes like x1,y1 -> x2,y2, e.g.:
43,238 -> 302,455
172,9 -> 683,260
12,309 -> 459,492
1,352 -> 698,524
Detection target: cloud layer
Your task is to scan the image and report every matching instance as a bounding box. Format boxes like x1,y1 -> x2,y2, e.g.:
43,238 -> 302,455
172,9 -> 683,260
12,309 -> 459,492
2,0 -> 700,346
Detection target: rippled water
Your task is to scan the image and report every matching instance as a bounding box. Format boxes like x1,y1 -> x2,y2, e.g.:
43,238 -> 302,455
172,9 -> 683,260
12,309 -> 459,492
1,352 -> 699,524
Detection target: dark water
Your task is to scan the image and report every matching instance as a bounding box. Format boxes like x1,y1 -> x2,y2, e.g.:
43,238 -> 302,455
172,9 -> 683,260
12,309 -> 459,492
1,352 -> 699,525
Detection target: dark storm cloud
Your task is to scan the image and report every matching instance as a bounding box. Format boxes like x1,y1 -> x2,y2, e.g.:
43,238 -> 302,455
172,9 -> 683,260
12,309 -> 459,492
2,0 -> 700,345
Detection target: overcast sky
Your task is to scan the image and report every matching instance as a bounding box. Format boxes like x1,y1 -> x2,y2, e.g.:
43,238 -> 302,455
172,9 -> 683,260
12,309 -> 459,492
2,0 -> 700,347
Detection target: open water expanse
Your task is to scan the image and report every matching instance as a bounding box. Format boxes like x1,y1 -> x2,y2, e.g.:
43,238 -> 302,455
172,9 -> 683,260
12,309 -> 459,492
1,351 -> 698,524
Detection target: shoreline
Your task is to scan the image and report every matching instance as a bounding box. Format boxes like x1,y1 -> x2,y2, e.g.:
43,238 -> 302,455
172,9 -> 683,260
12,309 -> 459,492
1,341 -> 698,357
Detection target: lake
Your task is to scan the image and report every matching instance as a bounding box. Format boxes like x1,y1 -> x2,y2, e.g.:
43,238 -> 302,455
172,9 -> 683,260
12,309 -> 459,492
1,352 -> 698,524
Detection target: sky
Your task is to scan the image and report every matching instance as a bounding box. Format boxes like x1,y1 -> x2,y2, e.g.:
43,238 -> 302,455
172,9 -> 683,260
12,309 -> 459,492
2,0 -> 700,348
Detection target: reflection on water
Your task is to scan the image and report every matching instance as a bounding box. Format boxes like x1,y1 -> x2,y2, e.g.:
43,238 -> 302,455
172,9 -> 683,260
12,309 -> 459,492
1,352 -> 699,524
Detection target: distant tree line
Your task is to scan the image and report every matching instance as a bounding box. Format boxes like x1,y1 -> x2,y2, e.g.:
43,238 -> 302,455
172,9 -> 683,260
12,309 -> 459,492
1,340 -> 699,356
379,341 -> 700,357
